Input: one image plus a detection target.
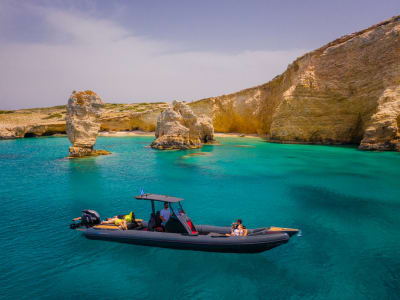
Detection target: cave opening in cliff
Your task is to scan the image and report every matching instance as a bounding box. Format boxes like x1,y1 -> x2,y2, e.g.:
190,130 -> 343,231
42,131 -> 66,136
24,132 -> 37,138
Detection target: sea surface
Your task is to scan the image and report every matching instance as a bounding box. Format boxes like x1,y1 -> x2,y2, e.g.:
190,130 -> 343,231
0,136 -> 399,299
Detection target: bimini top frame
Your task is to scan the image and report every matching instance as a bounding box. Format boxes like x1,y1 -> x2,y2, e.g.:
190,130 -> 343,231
135,193 -> 184,203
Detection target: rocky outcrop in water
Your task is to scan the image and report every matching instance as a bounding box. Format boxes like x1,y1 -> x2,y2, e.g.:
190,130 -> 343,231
151,101 -> 214,149
66,90 -> 110,157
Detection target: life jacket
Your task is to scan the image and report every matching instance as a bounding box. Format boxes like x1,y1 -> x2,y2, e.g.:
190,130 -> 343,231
124,211 -> 134,222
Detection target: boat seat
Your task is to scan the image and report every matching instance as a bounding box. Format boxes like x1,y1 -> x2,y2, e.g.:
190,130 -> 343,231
93,225 -> 120,230
148,212 -> 162,231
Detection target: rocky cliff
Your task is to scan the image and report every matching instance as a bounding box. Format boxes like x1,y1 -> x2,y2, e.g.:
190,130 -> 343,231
190,15 -> 400,151
1,16 -> 399,151
0,103 -> 167,139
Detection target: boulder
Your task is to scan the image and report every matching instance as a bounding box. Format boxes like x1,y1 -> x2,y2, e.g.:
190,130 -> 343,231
66,90 -> 110,157
151,101 -> 214,149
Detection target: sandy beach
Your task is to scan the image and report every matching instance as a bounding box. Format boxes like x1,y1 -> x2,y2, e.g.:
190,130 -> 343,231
99,130 -> 154,137
99,131 -> 261,138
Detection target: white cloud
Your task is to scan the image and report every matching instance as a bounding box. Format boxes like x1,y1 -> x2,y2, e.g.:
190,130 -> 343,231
0,6 -> 306,109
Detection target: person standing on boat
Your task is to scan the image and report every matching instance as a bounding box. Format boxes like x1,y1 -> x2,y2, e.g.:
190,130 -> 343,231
160,202 -> 171,227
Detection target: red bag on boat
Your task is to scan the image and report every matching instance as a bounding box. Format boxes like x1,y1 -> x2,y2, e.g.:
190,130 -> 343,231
187,220 -> 197,234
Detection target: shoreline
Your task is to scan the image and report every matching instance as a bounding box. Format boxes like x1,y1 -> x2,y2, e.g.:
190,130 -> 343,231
99,130 -> 153,137
99,131 -> 261,138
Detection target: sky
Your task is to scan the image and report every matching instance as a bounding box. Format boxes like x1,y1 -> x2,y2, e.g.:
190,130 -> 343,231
0,1 -> 399,110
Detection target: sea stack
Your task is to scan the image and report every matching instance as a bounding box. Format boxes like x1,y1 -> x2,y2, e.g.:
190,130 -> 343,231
151,100 -> 214,150
66,90 -> 110,157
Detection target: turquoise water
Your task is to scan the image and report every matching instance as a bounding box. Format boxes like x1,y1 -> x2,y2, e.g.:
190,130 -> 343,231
1,136 -> 400,299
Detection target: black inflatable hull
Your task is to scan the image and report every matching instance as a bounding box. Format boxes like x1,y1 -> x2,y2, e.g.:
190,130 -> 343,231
83,225 -> 291,253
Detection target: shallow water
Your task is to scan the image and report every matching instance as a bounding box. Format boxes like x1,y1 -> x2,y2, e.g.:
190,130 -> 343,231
0,136 -> 399,299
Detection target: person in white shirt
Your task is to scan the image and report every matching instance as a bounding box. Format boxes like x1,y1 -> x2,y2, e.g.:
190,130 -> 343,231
160,202 -> 171,227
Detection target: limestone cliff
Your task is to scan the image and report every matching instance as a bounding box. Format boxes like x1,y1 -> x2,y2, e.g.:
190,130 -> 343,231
66,90 -> 110,157
151,101 -> 214,150
0,103 -> 167,139
359,86 -> 400,151
0,106 -> 67,139
190,15 -> 400,151
100,104 -> 168,132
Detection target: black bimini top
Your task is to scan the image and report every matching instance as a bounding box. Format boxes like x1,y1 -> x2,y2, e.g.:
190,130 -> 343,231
135,193 -> 184,203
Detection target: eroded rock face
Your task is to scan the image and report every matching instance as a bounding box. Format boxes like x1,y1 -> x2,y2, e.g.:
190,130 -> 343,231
0,103 -> 168,140
66,90 -> 110,157
151,101 -> 214,149
189,15 -> 400,151
359,86 -> 400,151
0,123 -> 66,139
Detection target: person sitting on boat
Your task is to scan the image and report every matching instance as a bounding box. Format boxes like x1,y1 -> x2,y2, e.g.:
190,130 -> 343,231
226,222 -> 238,236
101,217 -> 128,230
236,219 -> 248,236
227,219 -> 248,236
160,202 -> 171,227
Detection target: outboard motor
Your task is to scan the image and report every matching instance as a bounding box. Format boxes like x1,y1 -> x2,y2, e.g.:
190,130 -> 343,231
70,209 -> 101,229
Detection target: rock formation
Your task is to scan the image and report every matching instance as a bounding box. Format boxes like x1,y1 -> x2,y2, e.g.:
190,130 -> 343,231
0,123 -> 66,139
151,101 -> 214,149
359,86 -> 400,151
66,90 -> 110,157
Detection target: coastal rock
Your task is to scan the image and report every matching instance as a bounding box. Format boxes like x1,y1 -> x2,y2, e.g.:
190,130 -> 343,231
100,108 -> 165,132
0,109 -> 66,139
66,90 -> 110,157
151,101 -> 214,149
0,103 -> 168,140
359,86 -> 400,151
0,123 -> 66,139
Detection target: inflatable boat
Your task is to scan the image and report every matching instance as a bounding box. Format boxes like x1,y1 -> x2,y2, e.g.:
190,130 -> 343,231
70,194 -> 299,253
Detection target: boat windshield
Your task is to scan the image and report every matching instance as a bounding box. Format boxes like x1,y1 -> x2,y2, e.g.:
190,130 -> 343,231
169,202 -> 184,216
